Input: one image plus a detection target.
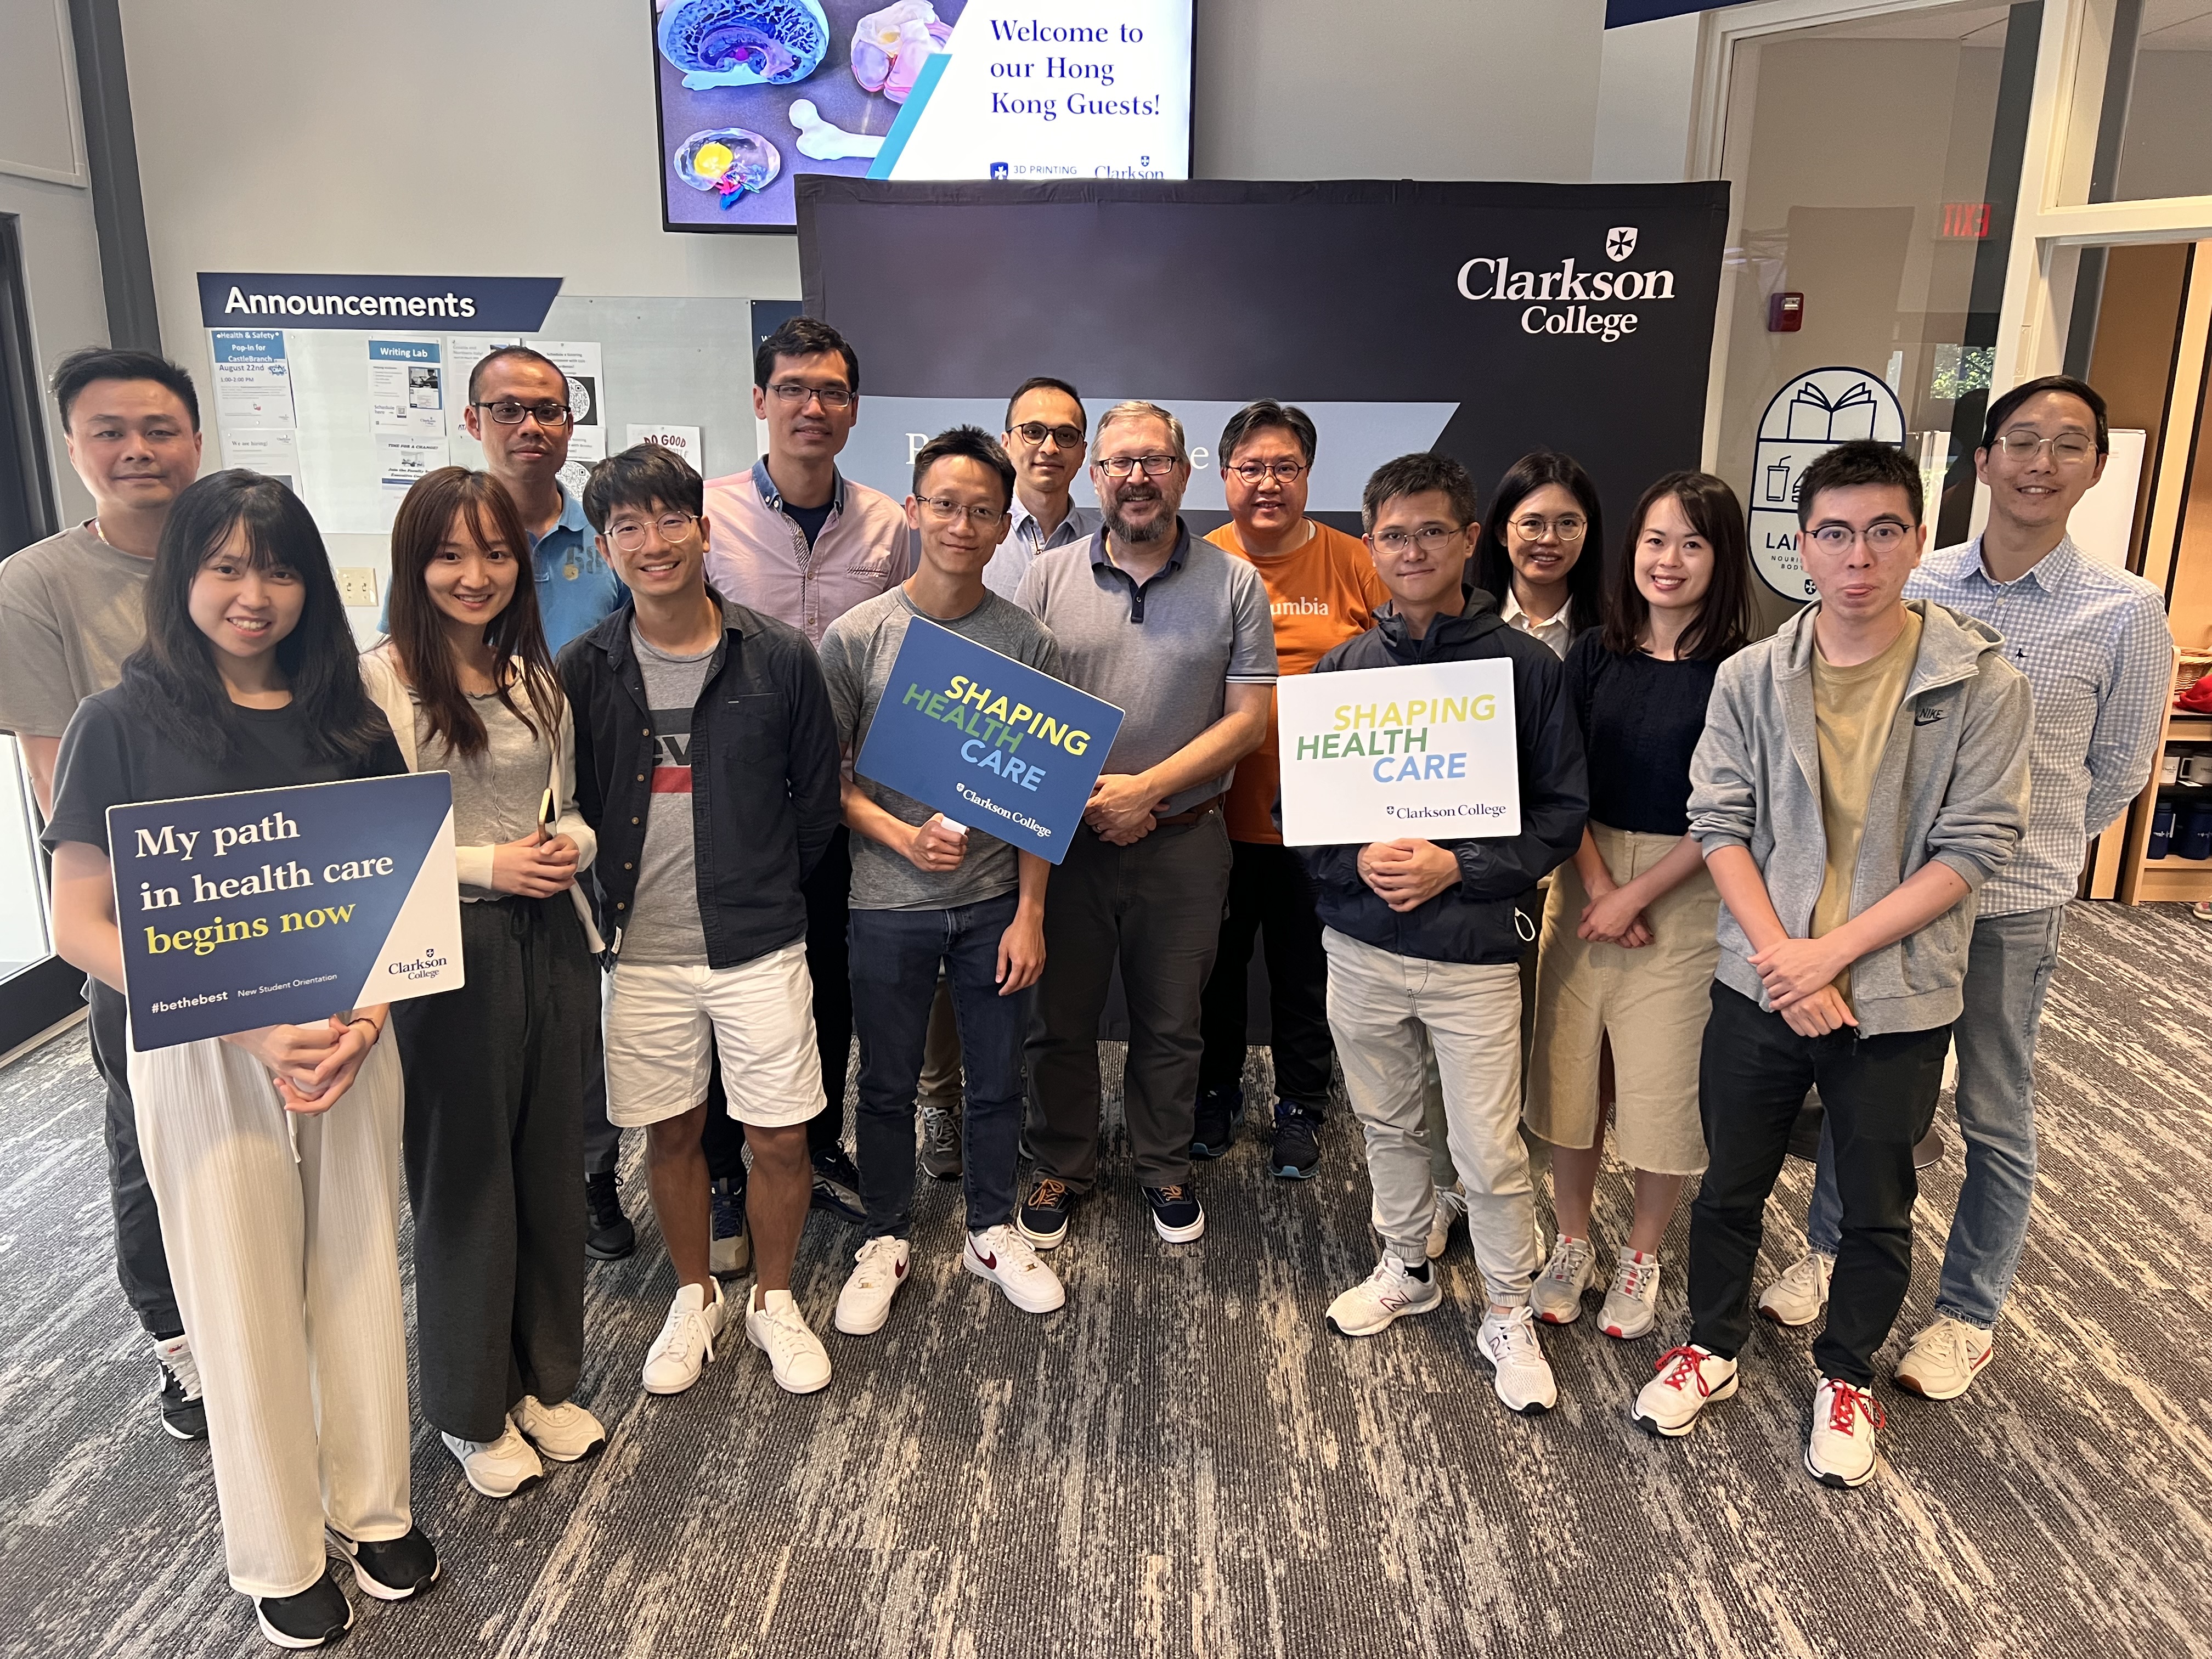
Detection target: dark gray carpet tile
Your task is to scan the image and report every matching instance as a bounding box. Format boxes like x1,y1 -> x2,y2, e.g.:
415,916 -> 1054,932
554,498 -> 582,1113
0,900 -> 2208,1657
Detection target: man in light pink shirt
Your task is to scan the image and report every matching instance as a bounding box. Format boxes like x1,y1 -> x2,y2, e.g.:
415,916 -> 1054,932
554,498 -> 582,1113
702,317 -> 911,1228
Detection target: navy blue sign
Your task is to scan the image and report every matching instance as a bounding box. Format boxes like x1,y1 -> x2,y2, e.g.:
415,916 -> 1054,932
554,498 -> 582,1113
853,619 -> 1122,865
109,773 -> 464,1050
196,273 -> 564,332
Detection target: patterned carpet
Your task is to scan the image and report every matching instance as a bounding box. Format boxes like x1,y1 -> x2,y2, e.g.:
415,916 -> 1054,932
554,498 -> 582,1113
0,900 -> 2207,1658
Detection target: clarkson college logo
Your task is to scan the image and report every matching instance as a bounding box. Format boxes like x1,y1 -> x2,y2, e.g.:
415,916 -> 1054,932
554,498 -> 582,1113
1455,226 -> 1672,342
1606,226 -> 1638,262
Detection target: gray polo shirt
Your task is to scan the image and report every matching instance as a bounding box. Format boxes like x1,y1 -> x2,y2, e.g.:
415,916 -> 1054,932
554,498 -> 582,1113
1014,522 -> 1277,816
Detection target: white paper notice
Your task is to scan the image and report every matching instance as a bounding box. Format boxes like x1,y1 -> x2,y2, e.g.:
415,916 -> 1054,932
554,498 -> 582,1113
377,434 -> 448,501
220,426 -> 301,491
626,423 -> 702,469
210,330 -> 295,427
442,334 -> 522,433
528,340 -> 603,458
369,337 -> 444,436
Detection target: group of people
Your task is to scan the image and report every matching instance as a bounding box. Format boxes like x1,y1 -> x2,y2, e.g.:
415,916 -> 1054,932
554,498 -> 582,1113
0,316 -> 2171,1650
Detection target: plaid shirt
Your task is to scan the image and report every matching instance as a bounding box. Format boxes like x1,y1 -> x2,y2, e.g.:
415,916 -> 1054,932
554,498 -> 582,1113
1906,535 -> 2170,916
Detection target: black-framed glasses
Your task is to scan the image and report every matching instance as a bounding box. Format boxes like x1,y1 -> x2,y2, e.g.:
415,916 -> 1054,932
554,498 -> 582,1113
767,381 -> 855,410
1096,454 -> 1179,478
1510,513 -> 1586,541
1808,522 -> 1912,554
1990,428 -> 2095,466
1228,459 -> 1308,485
1369,525 -> 1467,555
917,495 -> 1007,528
475,398 -> 572,427
605,511 -> 698,552
1011,421 -> 1085,450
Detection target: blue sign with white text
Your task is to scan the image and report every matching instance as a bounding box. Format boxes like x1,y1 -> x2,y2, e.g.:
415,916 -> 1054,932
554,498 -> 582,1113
196,272 -> 563,331
109,772 -> 464,1050
853,618 -> 1122,865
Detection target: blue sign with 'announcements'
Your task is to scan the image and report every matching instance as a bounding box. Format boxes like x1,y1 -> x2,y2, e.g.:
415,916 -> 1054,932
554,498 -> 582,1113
853,618 -> 1123,865
108,772 -> 464,1051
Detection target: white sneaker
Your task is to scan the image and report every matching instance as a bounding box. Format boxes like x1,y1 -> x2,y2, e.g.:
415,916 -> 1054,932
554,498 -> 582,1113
1476,1305 -> 1558,1414
963,1224 -> 1066,1314
833,1236 -> 912,1336
1757,1251 -> 1834,1328
514,1396 -> 606,1462
1894,1317 -> 1995,1401
1426,1188 -> 1469,1260
1632,1344 -> 1738,1437
642,1279 -> 725,1396
747,1289 -> 833,1395
441,1419 -> 543,1498
1805,1376 -> 1884,1487
1599,1249 -> 1662,1340
1328,1253 -> 1444,1337
1530,1233 -> 1596,1324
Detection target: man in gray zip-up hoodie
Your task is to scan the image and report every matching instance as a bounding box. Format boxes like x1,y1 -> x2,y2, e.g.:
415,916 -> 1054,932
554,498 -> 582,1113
1630,442 -> 2030,1490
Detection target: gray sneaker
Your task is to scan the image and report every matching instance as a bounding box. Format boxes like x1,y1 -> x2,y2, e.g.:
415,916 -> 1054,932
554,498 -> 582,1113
919,1105 -> 963,1181
1530,1233 -> 1596,1325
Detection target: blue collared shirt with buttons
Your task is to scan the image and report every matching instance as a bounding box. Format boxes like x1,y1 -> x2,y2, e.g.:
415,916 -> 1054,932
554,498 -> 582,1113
983,498 -> 1102,603
532,486 -> 627,655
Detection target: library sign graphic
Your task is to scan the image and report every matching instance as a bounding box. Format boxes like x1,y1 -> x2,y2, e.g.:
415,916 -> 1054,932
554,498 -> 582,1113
1748,366 -> 1909,601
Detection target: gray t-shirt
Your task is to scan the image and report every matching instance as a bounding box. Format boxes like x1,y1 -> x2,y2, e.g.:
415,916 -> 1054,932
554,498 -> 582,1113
0,523 -> 151,737
820,587 -> 1063,911
621,627 -> 715,964
416,690 -> 551,902
1014,523 -> 1277,815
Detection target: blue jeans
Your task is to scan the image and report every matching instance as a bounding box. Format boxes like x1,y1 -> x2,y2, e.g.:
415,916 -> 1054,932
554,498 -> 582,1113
850,893 -> 1029,1238
1807,905 -> 2064,1331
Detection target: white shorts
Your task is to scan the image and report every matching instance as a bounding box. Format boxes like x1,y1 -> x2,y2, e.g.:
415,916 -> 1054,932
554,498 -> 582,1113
603,942 -> 825,1130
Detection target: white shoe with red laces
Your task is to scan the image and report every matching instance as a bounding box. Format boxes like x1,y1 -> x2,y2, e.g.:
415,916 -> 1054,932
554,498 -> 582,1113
1805,1377 -> 1884,1487
1631,1344 -> 1738,1437
1893,1317 -> 1994,1400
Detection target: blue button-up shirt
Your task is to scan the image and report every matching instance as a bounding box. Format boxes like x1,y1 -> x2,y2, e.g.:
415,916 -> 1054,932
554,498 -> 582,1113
983,498 -> 1102,603
1906,534 -> 2170,915
532,486 -> 626,655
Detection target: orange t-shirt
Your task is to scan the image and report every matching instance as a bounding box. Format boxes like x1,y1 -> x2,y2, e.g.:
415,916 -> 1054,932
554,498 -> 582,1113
1207,520 -> 1389,844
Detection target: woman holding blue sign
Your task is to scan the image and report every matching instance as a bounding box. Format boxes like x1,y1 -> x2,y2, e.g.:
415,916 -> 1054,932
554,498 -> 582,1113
364,467 -> 606,1504
43,470 -> 437,1650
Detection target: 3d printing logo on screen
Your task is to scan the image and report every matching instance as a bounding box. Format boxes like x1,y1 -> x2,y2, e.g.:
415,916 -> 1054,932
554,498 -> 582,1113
1455,227 -> 1673,343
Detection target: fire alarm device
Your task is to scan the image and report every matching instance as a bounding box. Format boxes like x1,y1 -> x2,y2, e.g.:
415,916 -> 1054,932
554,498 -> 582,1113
1769,292 -> 1804,332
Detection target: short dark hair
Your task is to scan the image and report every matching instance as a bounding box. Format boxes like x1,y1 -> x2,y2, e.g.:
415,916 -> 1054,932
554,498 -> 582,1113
1796,440 -> 1922,527
1218,400 -> 1317,467
582,442 -> 704,532
754,317 -> 859,394
1003,376 -> 1085,432
1602,471 -> 1755,664
1474,450 -> 1606,639
1981,374 -> 2109,454
466,345 -> 568,405
1362,452 -> 1479,533
50,347 -> 199,432
912,425 -> 1015,508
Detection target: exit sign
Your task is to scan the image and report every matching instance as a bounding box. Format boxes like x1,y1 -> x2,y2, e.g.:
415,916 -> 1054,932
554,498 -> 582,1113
1939,202 -> 1993,240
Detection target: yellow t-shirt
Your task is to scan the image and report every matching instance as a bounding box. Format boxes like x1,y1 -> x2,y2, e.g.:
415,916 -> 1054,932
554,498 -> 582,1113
1809,610 -> 1922,1006
1207,521 -> 1388,844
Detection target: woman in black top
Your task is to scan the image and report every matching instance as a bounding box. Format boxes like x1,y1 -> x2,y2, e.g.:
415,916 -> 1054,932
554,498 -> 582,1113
44,472 -> 437,1650
1522,472 -> 1755,1341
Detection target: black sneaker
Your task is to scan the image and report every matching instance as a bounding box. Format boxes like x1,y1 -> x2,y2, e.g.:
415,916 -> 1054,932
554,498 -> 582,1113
585,1172 -> 636,1261
1017,1177 -> 1074,1249
1190,1086 -> 1240,1159
255,1562 -> 353,1649
709,1175 -> 751,1277
1143,1184 -> 1207,1243
154,1334 -> 207,1440
811,1146 -> 867,1223
1269,1102 -> 1323,1181
330,1523 -> 440,1601
919,1104 -> 963,1181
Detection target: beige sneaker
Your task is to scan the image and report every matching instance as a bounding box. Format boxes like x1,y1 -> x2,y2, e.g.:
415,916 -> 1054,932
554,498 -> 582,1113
1756,1251 -> 1833,1328
1894,1317 -> 1995,1400
514,1395 -> 607,1462
1530,1233 -> 1596,1324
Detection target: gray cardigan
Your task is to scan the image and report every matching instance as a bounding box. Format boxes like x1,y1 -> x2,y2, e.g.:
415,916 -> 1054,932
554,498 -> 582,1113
1688,599 -> 2032,1035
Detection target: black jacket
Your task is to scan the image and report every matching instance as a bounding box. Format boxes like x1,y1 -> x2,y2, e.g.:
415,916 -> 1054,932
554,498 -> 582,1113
557,594 -> 841,970
1297,584 -> 1588,965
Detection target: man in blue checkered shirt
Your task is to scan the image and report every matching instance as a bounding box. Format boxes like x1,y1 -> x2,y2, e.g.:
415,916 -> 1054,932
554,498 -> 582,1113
1760,375 -> 2171,1400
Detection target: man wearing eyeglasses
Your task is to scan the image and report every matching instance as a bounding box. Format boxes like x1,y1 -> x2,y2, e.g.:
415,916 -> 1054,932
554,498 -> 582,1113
1011,400 -> 1276,1251
702,317 -> 913,1232
1764,376 -> 2169,1406
986,376 -> 1100,603
1190,401 -> 1385,1181
1639,440 -> 2030,1488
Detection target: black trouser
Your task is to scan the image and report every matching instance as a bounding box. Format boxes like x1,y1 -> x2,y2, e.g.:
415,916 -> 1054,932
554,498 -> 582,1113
88,979 -> 182,1339
396,899 -> 594,1442
1196,840 -> 1335,1111
800,825 -> 854,1154
1688,983 -> 1947,1387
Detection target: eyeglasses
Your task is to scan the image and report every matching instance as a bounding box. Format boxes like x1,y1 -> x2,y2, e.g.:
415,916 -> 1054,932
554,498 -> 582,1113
1369,525 -> 1467,555
605,512 -> 698,552
1808,522 -> 1912,554
766,381 -> 855,410
1228,459 -> 1308,485
1990,428 -> 2096,466
475,398 -> 572,427
1510,514 -> 1586,541
1095,454 -> 1180,478
1011,421 -> 1085,450
917,494 -> 1007,528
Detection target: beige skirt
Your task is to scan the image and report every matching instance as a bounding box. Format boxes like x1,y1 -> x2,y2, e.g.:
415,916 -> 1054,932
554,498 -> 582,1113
1523,823 -> 1719,1176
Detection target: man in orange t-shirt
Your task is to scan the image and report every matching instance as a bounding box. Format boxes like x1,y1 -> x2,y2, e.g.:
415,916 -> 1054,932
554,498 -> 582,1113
1196,402 -> 1387,1179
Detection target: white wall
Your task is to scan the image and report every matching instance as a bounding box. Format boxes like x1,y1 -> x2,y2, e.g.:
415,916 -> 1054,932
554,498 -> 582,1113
1592,13 -> 1702,184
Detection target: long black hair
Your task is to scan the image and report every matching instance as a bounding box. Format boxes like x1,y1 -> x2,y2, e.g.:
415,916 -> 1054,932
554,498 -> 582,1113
121,470 -> 388,763
1472,450 -> 1606,636
1600,471 -> 1755,664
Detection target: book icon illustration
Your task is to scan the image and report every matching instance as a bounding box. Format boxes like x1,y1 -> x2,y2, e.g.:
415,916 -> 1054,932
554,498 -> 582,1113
1785,378 -> 1880,442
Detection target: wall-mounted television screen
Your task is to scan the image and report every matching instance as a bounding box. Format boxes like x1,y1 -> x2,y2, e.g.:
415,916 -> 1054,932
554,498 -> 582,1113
652,1 -> 1195,233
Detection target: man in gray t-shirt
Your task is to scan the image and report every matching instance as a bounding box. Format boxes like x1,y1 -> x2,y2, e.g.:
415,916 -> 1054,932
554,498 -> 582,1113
1010,402 -> 1276,1255
623,630 -> 715,963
